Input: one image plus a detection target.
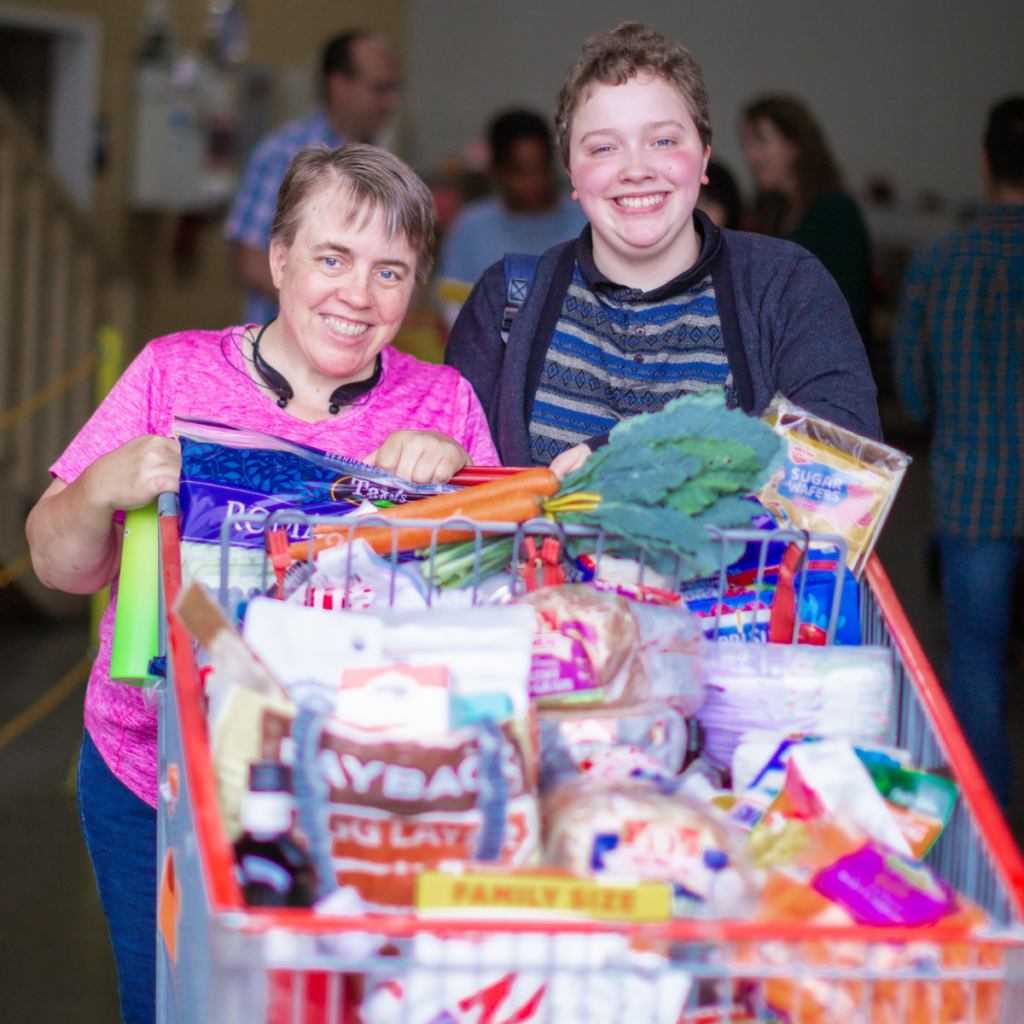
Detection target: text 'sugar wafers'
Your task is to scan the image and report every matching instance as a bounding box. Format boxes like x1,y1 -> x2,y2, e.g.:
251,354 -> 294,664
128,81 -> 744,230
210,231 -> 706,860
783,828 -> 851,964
757,395 -> 910,577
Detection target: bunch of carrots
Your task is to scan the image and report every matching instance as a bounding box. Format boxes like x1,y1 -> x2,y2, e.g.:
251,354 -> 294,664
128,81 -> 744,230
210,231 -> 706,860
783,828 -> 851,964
287,467 -> 560,560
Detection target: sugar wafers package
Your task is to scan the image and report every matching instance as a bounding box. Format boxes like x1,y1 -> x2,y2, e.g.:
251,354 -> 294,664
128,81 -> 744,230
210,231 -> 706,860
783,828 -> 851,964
756,396 -> 910,576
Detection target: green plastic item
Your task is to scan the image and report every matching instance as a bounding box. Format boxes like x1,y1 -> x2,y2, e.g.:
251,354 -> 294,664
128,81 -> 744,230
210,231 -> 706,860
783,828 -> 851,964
109,502 -> 159,685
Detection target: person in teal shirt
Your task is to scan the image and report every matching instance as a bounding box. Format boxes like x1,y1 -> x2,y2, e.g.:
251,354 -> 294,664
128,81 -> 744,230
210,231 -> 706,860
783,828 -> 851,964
742,96 -> 872,343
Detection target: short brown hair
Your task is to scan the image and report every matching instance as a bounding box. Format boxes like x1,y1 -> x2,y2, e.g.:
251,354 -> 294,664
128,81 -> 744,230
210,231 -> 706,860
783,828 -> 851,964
270,144 -> 437,283
554,22 -> 712,168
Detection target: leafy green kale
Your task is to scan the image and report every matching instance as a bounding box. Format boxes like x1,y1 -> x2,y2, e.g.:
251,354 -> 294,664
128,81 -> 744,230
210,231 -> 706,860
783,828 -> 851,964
552,391 -> 785,580
609,391 -> 785,491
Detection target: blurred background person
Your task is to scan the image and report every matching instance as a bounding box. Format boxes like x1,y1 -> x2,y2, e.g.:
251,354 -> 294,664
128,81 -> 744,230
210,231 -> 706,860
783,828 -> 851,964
225,29 -> 401,326
696,159 -> 744,230
891,96 -> 1024,809
436,109 -> 588,327
742,95 -> 871,344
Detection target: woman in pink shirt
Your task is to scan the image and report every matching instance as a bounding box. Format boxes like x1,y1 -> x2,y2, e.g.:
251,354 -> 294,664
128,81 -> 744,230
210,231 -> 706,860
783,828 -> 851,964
26,144 -> 498,1024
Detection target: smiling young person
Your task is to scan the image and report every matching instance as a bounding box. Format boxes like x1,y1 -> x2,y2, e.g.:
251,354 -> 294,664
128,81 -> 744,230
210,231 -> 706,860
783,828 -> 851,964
446,22 -> 880,477
25,144 -> 497,1024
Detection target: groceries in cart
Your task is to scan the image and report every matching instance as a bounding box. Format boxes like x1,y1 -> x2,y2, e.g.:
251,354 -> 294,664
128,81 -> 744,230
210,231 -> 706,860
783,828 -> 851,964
233,761 -> 317,908
544,390 -> 788,579
174,573 -> 975,935
165,386 -> 1003,1024
174,417 -> 467,617
757,393 -> 911,576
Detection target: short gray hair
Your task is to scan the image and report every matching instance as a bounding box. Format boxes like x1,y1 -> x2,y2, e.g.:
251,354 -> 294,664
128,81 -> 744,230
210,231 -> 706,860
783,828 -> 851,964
270,144 -> 437,283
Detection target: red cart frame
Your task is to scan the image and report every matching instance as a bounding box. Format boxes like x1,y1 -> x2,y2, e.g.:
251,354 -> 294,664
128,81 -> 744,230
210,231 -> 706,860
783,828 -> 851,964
155,499 -> 1024,1023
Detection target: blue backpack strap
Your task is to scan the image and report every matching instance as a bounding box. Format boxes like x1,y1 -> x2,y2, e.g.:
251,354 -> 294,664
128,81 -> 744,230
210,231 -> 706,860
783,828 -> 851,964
500,253 -> 541,344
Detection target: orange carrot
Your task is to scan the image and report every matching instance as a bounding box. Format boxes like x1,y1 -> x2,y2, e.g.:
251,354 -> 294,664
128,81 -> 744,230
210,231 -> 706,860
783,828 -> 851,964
311,467 -> 559,536
290,491 -> 543,560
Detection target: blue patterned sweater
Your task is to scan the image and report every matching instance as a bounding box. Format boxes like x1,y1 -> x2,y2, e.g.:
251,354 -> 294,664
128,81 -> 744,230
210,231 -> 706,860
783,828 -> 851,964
529,257 -> 735,463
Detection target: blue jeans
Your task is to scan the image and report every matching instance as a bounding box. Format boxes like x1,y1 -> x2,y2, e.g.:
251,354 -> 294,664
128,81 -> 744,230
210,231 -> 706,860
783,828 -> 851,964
939,536 -> 1024,808
78,730 -> 156,1024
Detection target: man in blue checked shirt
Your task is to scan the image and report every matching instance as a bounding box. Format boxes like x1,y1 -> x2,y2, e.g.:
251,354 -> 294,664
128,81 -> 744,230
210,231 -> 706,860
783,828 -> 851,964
893,97 -> 1024,808
225,30 -> 400,325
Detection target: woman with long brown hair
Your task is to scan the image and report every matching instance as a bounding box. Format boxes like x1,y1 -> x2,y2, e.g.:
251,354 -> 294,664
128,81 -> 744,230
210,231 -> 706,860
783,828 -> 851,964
742,96 -> 872,341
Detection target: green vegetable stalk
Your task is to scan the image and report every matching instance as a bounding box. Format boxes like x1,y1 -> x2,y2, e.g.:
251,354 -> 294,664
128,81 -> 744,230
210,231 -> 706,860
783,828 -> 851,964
418,536 -> 516,589
544,391 -> 786,579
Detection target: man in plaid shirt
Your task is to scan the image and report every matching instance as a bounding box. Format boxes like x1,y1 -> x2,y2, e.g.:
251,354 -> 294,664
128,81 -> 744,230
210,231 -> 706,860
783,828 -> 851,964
893,97 -> 1024,807
225,30 -> 400,325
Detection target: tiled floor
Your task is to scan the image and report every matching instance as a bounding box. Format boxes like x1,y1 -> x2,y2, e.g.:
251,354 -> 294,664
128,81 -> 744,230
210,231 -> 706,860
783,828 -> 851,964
0,436 -> 1020,1022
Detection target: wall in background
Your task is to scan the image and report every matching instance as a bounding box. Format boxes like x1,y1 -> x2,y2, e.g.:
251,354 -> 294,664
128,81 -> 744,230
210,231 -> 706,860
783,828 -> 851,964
4,0 -> 407,349
407,0 -> 1024,220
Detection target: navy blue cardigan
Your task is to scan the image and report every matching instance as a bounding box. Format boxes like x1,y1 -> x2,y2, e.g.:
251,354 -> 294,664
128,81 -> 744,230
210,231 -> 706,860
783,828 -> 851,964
445,212 -> 881,466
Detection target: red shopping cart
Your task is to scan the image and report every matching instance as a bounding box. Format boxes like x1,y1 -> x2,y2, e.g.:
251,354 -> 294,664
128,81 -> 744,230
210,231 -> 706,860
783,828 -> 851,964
154,492 -> 1024,1024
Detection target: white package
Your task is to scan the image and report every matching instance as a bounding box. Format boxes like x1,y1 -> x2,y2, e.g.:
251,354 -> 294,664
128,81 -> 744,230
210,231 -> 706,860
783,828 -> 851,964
243,597 -> 384,708
362,932 -> 692,1024
787,739 -> 911,856
377,604 -> 536,718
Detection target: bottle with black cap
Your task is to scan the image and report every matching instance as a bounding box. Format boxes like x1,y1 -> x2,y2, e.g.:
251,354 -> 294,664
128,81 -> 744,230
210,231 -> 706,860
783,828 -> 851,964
233,761 -> 317,907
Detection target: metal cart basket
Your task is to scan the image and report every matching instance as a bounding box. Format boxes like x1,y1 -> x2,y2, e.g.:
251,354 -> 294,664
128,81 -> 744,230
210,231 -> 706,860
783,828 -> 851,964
155,494 -> 1024,1024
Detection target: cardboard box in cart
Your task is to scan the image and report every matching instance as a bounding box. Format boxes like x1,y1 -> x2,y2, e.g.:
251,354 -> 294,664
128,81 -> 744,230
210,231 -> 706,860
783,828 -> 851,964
154,497 -> 1024,1024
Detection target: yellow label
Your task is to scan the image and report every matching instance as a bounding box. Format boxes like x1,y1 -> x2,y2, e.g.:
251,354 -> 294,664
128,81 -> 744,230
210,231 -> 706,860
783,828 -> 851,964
416,871 -> 672,922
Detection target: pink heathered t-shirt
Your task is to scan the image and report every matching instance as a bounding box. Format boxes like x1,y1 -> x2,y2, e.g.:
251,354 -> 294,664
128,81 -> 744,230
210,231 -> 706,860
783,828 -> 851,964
51,327 -> 500,807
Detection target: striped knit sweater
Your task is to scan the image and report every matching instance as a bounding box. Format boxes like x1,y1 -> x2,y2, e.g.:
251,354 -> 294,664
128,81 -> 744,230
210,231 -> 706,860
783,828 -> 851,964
528,261 -> 735,464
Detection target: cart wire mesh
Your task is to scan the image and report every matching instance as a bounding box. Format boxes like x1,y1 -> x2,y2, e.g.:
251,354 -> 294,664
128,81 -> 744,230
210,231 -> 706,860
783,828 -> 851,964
155,498 -> 1024,1024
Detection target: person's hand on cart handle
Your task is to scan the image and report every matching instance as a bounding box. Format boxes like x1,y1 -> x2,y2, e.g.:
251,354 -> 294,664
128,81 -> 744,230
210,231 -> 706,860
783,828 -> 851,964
549,443 -> 592,481
26,435 -> 181,594
81,435 -> 182,511
364,430 -> 470,484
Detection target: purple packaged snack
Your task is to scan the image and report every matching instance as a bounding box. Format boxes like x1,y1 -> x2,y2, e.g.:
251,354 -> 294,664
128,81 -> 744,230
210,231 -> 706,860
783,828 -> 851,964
175,417 -> 454,550
173,418 -> 456,613
812,841 -> 958,927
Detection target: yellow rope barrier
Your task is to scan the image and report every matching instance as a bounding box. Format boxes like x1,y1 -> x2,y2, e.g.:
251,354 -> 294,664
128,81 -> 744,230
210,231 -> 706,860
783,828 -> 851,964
0,552 -> 32,589
0,351 -> 98,434
0,653 -> 93,751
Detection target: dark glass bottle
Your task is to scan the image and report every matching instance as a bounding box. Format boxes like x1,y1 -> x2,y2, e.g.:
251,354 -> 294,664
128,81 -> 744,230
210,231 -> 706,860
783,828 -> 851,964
233,761 -> 317,908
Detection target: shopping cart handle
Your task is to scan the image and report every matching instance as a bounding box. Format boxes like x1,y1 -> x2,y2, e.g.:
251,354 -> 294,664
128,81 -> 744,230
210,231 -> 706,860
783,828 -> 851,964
158,492 -> 180,517
450,466 -> 533,486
